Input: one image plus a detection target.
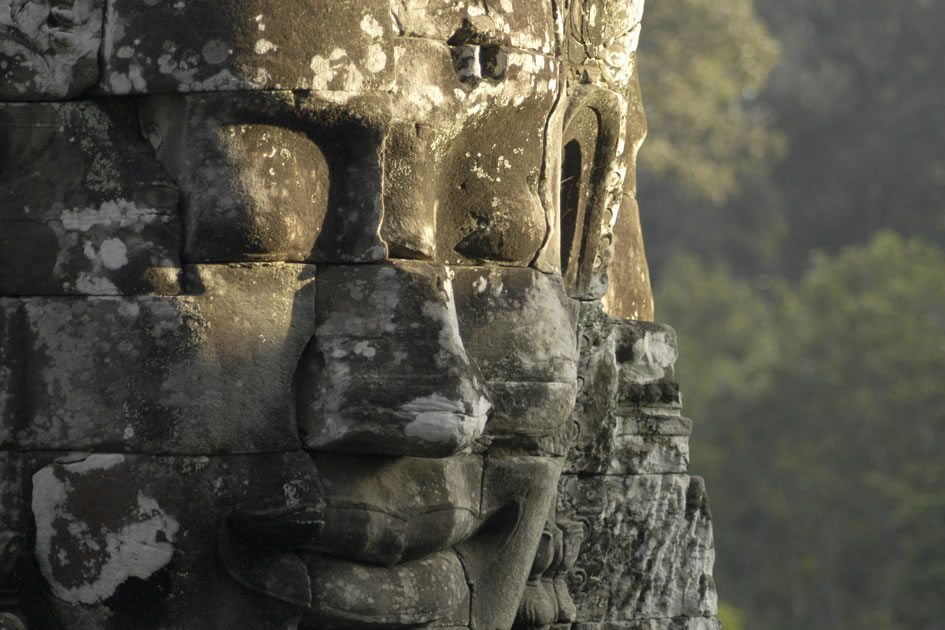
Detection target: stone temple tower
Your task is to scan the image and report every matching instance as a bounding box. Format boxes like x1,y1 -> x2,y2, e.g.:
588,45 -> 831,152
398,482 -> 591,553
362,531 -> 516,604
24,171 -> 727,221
0,0 -> 718,628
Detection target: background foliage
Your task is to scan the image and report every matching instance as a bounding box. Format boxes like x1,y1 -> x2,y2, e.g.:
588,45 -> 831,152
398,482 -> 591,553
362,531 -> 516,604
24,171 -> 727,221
637,0 -> 945,627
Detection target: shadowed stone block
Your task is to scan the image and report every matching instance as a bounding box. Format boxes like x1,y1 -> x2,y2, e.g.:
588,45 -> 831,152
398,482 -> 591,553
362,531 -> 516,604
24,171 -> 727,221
0,0 -> 104,99
0,101 -> 181,296
0,453 -> 28,536
138,90 -> 390,264
101,0 -> 393,94
29,452 -> 322,630
458,455 -> 564,630
304,552 -> 469,628
558,474 -> 717,623
0,264 -> 315,453
310,453 -> 482,566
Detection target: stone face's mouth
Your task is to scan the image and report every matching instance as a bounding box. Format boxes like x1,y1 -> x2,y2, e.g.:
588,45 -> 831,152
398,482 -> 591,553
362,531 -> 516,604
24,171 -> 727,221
306,453 -> 483,566
291,265 -> 580,627
299,452 -> 483,627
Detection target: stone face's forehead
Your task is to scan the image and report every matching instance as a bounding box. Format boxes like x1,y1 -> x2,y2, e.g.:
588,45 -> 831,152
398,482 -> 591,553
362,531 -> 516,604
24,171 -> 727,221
104,0 -> 396,94
100,0 -> 558,96
392,0 -> 558,54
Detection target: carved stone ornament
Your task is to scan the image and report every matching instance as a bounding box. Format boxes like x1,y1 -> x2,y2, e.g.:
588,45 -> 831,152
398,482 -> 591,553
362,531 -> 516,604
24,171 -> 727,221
0,1 -> 717,629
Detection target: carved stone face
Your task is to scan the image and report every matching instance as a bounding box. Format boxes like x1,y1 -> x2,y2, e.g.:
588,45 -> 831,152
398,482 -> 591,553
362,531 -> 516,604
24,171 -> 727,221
0,1 -> 648,628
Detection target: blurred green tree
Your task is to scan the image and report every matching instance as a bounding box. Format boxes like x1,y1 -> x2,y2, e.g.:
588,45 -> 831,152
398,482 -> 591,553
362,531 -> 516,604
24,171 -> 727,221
638,0 -> 783,204
638,0 -> 945,280
658,233 -> 945,630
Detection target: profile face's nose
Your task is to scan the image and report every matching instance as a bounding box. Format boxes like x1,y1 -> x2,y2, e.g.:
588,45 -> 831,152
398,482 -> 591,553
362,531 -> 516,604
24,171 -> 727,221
296,261 -> 491,457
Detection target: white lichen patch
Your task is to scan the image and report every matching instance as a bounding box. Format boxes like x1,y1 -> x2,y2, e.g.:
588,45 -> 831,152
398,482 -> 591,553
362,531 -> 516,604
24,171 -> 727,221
32,456 -> 180,605
353,340 -> 376,358
360,14 -> 385,39
366,43 -> 387,73
254,39 -> 278,55
402,393 -> 489,447
97,238 -> 129,270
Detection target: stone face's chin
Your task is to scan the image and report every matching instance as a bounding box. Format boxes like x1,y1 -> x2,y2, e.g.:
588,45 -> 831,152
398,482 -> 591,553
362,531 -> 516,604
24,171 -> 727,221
303,550 -> 469,628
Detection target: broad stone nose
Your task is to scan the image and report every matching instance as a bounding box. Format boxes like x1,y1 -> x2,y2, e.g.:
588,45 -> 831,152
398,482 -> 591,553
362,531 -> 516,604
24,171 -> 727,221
296,261 -> 491,457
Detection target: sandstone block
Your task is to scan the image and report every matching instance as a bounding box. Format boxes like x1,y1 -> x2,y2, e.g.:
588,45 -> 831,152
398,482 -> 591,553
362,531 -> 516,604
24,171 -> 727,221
390,38 -> 558,267
567,412 -> 692,475
138,91 -> 389,263
304,551 -> 469,629
568,306 -> 686,472
0,101 -> 181,296
101,0 -> 393,94
0,264 -> 315,453
29,452 -> 322,630
452,267 -> 579,455
310,453 -> 482,566
573,618 -> 721,630
458,455 -> 564,630
558,474 -> 717,622
0,0 -> 103,99
391,0 -> 557,56
298,262 -> 490,457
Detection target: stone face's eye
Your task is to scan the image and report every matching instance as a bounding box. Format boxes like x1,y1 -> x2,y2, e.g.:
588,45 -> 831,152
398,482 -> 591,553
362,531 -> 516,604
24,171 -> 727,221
205,123 -> 332,261
139,92 -> 390,264
438,80 -> 553,267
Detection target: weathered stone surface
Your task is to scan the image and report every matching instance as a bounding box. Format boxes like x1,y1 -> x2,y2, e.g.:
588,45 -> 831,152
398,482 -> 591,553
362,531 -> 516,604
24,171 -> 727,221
29,451 -> 322,629
138,91 -> 390,264
0,453 -> 28,536
453,267 -> 579,383
101,0 -> 393,94
0,264 -> 314,453
452,267 -> 579,454
567,304 -> 687,473
573,618 -> 721,630
1,0 -> 718,627
603,63 -> 653,322
458,455 -> 564,630
304,551 -> 469,628
390,37 -> 558,266
310,453 -> 482,566
0,101 -> 181,295
391,0 -> 557,56
558,474 -> 717,622
565,0 -> 645,91
298,262 -> 490,457
568,411 -> 691,476
0,0 -> 104,99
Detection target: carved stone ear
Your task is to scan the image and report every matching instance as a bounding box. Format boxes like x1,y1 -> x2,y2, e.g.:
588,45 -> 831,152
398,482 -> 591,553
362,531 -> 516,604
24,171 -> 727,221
559,85 -> 623,298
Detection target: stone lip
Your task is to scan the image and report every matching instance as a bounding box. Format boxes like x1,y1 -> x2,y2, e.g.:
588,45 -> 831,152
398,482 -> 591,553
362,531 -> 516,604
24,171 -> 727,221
302,550 -> 469,628
307,453 -> 482,567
